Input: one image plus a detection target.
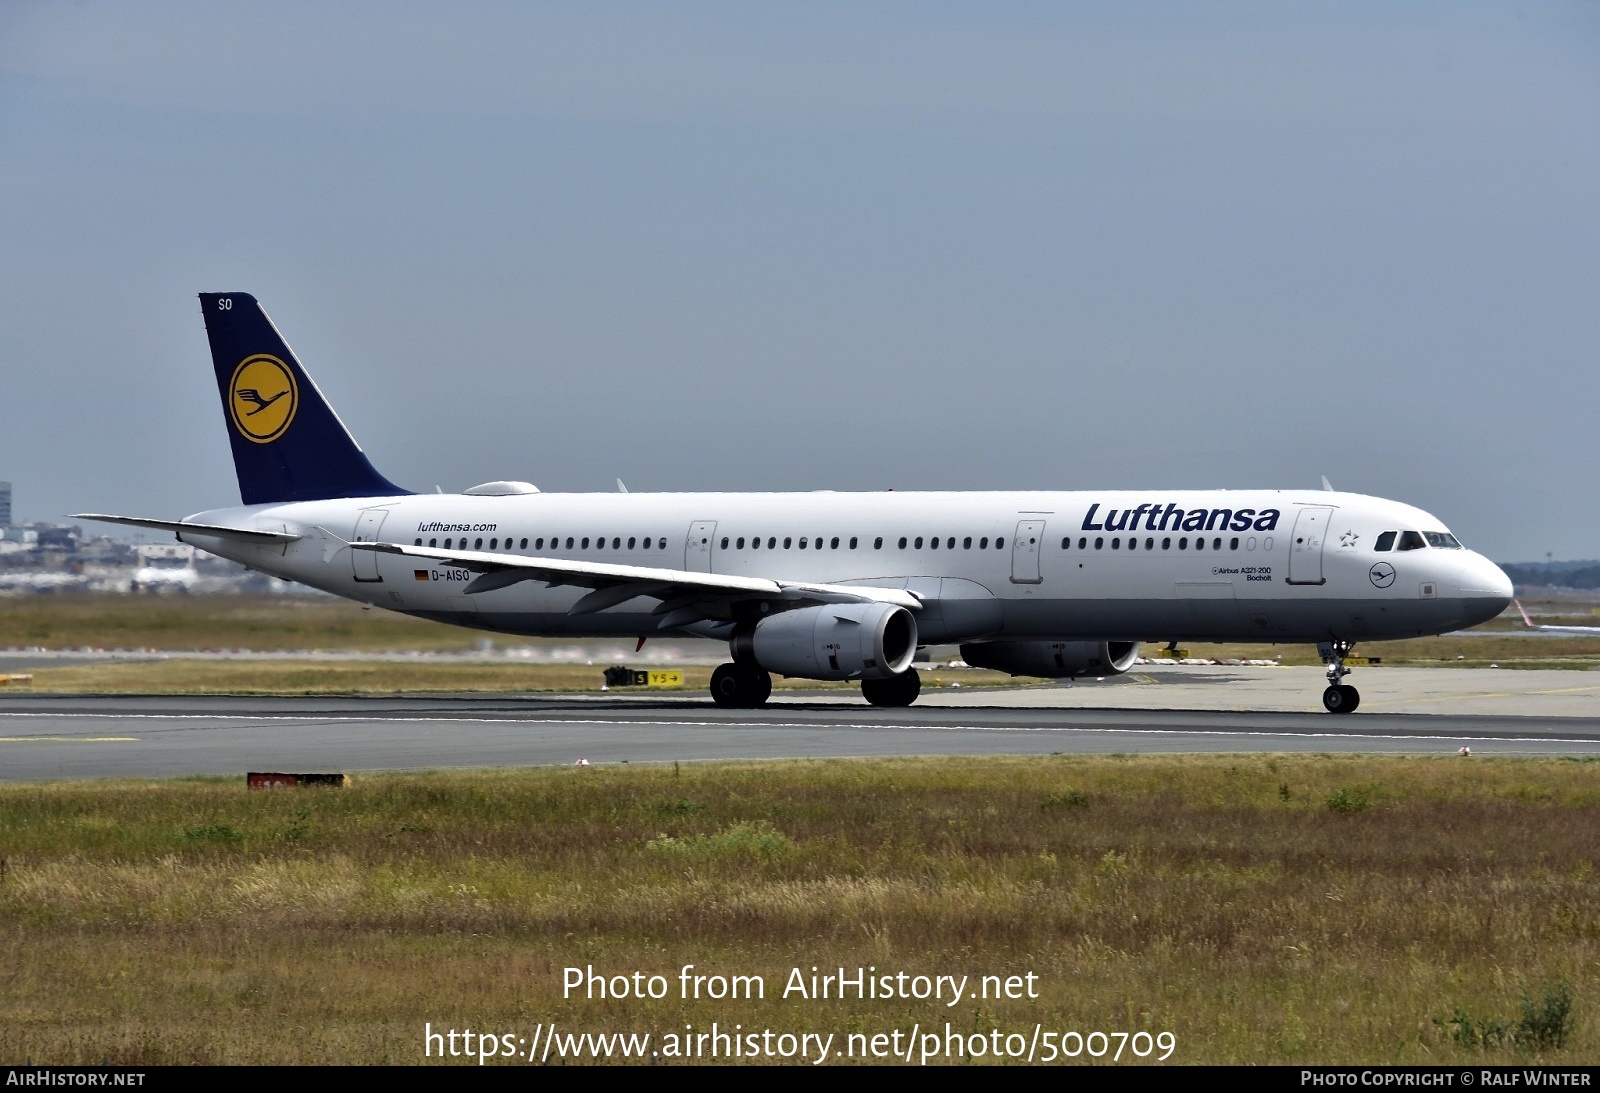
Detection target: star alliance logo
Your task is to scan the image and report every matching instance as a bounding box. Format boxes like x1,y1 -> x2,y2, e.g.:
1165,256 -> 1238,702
1339,530 -> 1359,548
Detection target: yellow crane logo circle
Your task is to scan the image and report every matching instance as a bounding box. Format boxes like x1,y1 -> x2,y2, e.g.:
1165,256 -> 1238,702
228,355 -> 298,443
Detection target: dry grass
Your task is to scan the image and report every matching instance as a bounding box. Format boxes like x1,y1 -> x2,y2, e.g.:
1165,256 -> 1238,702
0,592 -> 484,652
1,756 -> 1595,1064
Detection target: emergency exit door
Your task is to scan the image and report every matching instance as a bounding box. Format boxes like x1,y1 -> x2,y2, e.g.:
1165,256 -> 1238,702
1010,520 -> 1045,584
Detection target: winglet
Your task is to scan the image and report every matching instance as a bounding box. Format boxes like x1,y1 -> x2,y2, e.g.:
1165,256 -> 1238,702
1513,598 -> 1536,628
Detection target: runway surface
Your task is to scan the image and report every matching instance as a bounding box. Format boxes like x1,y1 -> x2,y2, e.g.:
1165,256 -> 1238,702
3,681 -> 1599,781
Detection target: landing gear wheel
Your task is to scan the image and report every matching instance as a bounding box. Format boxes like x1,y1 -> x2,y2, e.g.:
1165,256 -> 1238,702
710,663 -> 772,708
1317,640 -> 1361,714
862,668 -> 921,708
1322,684 -> 1360,714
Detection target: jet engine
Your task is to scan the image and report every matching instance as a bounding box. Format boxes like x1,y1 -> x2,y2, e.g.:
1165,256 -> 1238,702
734,602 -> 918,681
959,640 -> 1141,679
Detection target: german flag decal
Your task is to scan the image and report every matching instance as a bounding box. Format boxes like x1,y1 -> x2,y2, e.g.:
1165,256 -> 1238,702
414,570 -> 430,581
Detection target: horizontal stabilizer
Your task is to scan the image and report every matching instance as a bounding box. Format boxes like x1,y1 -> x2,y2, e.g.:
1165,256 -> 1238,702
71,514 -> 301,544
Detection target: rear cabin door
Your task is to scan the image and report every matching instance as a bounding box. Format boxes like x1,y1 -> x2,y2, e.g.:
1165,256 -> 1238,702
1010,519 -> 1045,584
685,521 -> 717,573
351,507 -> 389,582
1287,505 -> 1334,585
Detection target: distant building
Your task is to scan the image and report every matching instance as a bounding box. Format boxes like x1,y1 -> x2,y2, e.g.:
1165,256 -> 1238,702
0,481 -> 10,527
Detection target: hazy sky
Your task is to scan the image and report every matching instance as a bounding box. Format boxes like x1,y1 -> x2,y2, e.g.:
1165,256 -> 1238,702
2,2 -> 1596,561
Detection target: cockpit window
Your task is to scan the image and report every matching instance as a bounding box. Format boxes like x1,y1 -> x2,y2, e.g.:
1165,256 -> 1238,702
1396,531 -> 1427,551
1423,531 -> 1462,549
1374,531 -> 1396,552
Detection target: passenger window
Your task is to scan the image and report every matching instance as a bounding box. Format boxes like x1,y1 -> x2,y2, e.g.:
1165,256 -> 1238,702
565,537 -> 574,549
784,537 -> 792,549
473,538 -> 482,549
1112,537 -> 1121,549
996,538 -> 1005,549
1195,538 -> 1204,551
1061,537 -> 1069,549
720,537 -> 728,549
914,537 -> 924,549
980,537 -> 989,548
612,537 -> 620,549
580,538 -> 589,549
1146,537 -> 1154,550
1374,531 -> 1396,552
535,538 -> 544,549
1095,537 -> 1104,549
1213,538 -> 1222,550
898,537 -> 907,549
414,538 -> 421,546
849,537 -> 858,549
816,537 -> 823,550
1397,531 -> 1426,551
1161,538 -> 1170,549
930,537 -> 939,550
520,538 -> 528,549
767,537 -> 776,549
946,537 -> 954,549
752,537 -> 761,550
1077,537 -> 1086,549
831,537 -> 840,549
429,538 -> 437,548
1230,537 -> 1239,550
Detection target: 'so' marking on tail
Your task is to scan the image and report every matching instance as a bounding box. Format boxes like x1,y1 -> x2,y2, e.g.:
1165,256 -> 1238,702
228,355 -> 299,443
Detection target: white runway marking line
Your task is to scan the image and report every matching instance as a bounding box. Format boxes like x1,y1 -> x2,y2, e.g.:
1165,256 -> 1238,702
1,712 -> 1597,746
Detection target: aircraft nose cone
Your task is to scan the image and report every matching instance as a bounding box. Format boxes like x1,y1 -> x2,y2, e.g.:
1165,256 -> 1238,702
1459,554 -> 1513,625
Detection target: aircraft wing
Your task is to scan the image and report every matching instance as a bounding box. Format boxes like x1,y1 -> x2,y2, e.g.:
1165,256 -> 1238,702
72,514 -> 302,544
352,539 -> 922,626
1512,598 -> 1600,634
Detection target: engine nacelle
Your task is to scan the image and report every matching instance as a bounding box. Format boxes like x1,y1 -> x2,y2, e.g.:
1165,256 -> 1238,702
736,602 -> 919,681
959,640 -> 1141,679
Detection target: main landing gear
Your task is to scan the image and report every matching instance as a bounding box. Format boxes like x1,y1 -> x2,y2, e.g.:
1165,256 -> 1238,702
1318,640 -> 1360,714
861,668 -> 921,708
710,663 -> 772,708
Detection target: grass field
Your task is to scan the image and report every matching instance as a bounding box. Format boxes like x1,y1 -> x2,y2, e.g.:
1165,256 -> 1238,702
3,594 -> 1598,698
1,756 -> 1595,1065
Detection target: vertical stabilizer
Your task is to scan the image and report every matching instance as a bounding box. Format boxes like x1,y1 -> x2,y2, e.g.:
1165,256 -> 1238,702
199,292 -> 408,504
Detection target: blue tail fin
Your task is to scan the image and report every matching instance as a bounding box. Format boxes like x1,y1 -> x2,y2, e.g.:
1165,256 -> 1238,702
199,292 -> 408,505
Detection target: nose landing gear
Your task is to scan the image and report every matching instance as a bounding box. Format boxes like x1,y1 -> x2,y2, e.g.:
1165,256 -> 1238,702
1318,640 -> 1360,713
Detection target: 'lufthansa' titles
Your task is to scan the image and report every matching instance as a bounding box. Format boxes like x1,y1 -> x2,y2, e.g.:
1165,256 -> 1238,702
1082,503 -> 1280,534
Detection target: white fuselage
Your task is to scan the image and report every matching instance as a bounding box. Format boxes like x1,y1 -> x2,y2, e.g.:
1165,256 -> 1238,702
182,488 -> 1513,647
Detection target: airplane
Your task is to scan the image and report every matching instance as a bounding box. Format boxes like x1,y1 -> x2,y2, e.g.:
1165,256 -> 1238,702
76,293 -> 1515,714
1512,599 -> 1600,635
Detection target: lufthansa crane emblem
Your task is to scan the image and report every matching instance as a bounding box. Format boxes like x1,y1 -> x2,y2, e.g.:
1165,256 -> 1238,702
228,354 -> 299,443
1369,561 -> 1396,588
